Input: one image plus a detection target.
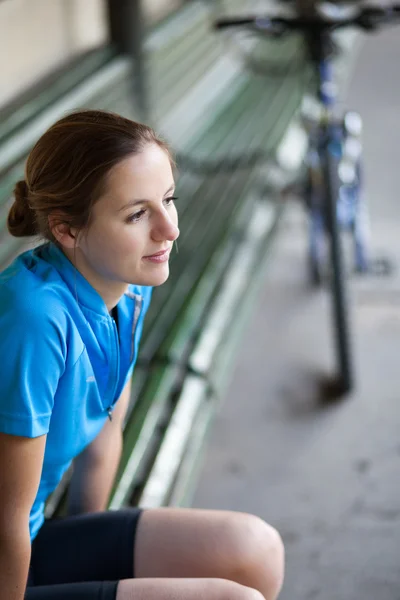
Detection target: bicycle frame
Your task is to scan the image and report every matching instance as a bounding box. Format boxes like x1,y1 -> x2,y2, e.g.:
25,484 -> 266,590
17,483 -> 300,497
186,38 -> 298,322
305,32 -> 370,275
298,33 -> 351,389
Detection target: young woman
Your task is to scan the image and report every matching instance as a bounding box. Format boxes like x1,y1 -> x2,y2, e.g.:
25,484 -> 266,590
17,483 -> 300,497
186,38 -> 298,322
0,110 -> 284,600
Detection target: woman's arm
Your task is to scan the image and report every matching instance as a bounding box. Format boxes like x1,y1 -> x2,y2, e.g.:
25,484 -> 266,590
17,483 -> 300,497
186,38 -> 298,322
0,432 -> 47,600
68,378 -> 132,514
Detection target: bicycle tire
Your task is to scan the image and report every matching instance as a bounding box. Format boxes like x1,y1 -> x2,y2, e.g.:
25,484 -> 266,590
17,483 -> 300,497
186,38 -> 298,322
324,147 -> 354,395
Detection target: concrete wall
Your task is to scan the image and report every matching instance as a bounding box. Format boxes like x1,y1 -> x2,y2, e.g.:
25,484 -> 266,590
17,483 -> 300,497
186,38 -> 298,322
0,0 -> 184,108
144,0 -> 185,24
0,0 -> 108,107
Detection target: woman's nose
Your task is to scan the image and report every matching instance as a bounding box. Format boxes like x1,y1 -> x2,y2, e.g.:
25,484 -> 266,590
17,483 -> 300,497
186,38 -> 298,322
151,213 -> 180,242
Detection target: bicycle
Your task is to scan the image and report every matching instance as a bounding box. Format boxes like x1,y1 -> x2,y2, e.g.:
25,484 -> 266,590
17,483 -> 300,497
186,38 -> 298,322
214,4 -> 400,396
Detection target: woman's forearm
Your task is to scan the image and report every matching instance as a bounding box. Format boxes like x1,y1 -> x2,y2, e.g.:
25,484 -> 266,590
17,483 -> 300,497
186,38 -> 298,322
68,428 -> 123,514
0,529 -> 31,600
68,380 -> 131,515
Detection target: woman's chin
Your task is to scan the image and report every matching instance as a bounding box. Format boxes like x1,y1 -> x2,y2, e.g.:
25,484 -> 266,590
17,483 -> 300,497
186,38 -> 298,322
134,264 -> 170,287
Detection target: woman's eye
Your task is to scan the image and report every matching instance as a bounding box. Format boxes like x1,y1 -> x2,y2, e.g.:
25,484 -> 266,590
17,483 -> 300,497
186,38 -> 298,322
126,197 -> 178,223
164,196 -> 178,207
126,209 -> 146,223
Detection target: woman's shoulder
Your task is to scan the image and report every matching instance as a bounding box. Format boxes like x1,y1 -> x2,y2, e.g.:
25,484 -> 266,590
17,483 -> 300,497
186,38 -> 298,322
0,251 -> 68,330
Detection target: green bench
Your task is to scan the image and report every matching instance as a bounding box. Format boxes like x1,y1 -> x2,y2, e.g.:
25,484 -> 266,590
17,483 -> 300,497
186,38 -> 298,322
0,0 -> 308,515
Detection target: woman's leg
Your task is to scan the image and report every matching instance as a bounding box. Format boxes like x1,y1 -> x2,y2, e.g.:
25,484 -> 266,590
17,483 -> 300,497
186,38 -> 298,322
117,578 -> 265,600
25,578 -> 264,600
29,508 -> 284,599
133,508 -> 284,600
29,510 -> 142,586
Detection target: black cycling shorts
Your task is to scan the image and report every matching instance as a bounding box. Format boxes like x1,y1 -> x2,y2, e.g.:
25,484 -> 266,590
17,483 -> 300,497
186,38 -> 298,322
25,508 -> 143,600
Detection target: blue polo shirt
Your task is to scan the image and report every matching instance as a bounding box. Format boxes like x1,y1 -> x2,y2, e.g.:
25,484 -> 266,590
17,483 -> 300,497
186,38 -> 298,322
0,242 -> 152,540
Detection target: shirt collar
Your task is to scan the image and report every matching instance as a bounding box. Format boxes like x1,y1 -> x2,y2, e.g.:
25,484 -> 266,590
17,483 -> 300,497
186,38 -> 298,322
39,242 -> 112,318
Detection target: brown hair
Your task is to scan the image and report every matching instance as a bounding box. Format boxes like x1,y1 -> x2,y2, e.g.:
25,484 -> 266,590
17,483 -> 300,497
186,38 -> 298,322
7,110 -> 173,241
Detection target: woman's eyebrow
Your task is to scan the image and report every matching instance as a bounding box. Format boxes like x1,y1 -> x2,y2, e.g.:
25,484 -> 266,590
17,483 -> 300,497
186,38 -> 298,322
118,184 -> 175,212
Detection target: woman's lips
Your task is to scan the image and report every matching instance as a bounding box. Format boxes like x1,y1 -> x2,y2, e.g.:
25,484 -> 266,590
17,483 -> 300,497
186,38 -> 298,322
142,248 -> 171,263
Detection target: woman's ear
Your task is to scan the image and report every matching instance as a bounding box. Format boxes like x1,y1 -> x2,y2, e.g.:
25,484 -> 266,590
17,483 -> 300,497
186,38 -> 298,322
48,214 -> 79,249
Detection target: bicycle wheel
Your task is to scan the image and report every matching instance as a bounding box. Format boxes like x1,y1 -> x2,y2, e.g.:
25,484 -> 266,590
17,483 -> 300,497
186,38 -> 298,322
324,147 -> 354,395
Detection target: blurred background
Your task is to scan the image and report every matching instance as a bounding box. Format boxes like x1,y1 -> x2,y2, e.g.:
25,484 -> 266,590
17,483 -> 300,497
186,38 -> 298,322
0,1 -> 399,599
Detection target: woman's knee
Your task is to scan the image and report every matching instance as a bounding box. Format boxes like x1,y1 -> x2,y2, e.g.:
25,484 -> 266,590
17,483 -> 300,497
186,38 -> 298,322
217,513 -> 285,598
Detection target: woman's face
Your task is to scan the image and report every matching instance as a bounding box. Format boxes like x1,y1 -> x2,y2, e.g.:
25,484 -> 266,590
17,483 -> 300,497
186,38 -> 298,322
75,143 -> 179,302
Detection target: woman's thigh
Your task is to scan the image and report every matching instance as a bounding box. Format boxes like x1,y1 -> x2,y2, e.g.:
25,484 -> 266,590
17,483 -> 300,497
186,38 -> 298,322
25,578 -> 263,600
134,507 -> 281,584
117,578 -> 264,600
29,509 -> 142,586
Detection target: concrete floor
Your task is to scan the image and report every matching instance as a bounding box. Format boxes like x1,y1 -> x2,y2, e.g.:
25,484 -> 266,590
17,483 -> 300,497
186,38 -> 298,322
192,28 -> 400,600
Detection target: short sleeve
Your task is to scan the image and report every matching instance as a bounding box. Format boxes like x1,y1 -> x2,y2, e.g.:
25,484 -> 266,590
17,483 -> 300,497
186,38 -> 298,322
0,300 -> 66,438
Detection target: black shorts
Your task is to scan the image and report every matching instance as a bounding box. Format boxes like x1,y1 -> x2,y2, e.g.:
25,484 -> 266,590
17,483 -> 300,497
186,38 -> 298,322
25,508 -> 143,600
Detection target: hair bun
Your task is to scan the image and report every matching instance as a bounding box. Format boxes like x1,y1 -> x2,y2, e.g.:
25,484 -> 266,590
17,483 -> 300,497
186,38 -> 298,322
7,180 -> 37,238
14,180 -> 29,205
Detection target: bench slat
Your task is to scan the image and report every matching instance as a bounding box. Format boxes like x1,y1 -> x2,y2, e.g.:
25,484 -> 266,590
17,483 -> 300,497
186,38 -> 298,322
109,364 -> 179,509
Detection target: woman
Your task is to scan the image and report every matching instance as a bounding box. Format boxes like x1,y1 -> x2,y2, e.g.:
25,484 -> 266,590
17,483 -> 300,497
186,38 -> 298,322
0,110 -> 284,600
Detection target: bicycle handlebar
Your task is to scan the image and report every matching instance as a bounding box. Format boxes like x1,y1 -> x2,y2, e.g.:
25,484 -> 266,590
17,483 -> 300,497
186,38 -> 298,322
214,5 -> 400,35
